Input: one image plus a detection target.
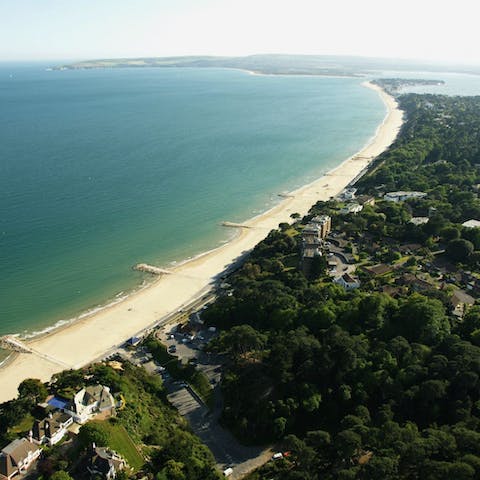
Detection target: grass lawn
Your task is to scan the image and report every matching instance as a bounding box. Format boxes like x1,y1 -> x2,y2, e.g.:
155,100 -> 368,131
91,420 -> 144,471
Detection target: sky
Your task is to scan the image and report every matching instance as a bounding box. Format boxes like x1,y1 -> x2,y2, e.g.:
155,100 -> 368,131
0,0 -> 479,64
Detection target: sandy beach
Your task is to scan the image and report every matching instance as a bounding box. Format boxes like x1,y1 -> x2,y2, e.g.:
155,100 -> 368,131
0,81 -> 403,403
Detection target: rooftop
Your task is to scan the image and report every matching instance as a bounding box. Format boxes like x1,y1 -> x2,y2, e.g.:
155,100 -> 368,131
462,219 -> 480,229
451,289 -> 476,307
410,217 -> 430,225
342,273 -> 357,283
311,215 -> 331,224
363,264 -> 392,276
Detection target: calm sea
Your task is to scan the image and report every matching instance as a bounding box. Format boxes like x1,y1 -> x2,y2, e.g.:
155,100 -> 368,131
1,64 -> 476,345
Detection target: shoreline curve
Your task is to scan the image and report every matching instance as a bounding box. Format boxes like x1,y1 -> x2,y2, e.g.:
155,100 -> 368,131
0,81 -> 404,403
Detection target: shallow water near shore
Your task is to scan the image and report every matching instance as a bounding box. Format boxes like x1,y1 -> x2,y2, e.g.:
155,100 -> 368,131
2,64 -> 451,338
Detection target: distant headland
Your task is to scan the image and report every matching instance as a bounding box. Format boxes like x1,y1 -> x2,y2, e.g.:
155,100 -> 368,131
54,54 -> 480,77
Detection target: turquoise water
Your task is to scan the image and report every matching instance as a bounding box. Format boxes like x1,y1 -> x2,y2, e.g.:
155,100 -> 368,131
0,65 -> 389,336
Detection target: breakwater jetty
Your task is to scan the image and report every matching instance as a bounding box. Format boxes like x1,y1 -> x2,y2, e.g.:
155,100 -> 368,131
221,221 -> 251,228
134,264 -> 172,275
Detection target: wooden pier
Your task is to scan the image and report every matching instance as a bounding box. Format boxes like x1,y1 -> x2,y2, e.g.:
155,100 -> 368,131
0,335 -> 71,368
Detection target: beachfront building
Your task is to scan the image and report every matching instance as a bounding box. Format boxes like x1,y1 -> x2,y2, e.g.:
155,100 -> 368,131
300,223 -> 324,277
341,188 -> 357,200
310,215 -> 332,239
64,385 -> 116,424
0,438 -> 41,480
87,445 -> 126,479
340,203 -> 363,215
302,224 -> 323,244
384,191 -> 427,202
31,411 -> 73,446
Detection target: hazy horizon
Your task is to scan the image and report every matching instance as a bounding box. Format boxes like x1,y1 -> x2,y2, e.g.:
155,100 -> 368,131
2,0 -> 480,65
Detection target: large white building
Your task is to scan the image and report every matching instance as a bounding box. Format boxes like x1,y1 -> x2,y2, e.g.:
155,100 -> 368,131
64,385 -> 116,424
340,203 -> 363,215
342,188 -> 357,200
309,215 -> 332,239
384,191 -> 427,202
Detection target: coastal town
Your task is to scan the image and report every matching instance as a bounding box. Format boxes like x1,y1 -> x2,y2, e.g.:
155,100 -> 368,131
2,0 -> 480,476
5,157 -> 480,479
1,70 -> 480,480
0,77 -> 401,479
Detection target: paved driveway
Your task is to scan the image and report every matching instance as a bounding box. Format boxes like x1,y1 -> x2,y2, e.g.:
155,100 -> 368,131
157,325 -> 272,479
167,384 -> 271,479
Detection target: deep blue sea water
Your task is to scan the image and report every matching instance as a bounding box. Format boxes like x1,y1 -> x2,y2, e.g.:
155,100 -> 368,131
1,64 -> 476,341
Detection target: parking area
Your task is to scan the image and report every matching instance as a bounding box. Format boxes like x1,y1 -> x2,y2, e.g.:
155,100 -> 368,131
167,382 -> 271,480
108,315 -> 272,479
154,323 -> 270,479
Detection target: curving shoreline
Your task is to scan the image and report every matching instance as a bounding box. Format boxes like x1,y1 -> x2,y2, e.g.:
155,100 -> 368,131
0,81 -> 404,403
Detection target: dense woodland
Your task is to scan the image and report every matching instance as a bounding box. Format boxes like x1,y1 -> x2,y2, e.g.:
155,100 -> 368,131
203,93 -> 480,479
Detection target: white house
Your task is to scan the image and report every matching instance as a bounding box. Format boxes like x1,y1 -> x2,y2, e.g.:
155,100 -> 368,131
64,385 -> 115,424
340,203 -> 363,215
31,411 -> 73,446
0,438 -> 41,479
342,188 -> 357,200
384,191 -> 427,202
334,273 -> 360,290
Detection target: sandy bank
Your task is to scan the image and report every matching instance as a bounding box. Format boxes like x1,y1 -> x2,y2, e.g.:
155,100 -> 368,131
0,82 -> 403,402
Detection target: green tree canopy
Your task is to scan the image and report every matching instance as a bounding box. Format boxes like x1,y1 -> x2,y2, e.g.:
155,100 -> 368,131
18,378 -> 47,404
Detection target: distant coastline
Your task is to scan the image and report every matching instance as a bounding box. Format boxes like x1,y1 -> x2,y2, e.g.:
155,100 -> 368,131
0,81 -> 404,402
53,53 -> 480,77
